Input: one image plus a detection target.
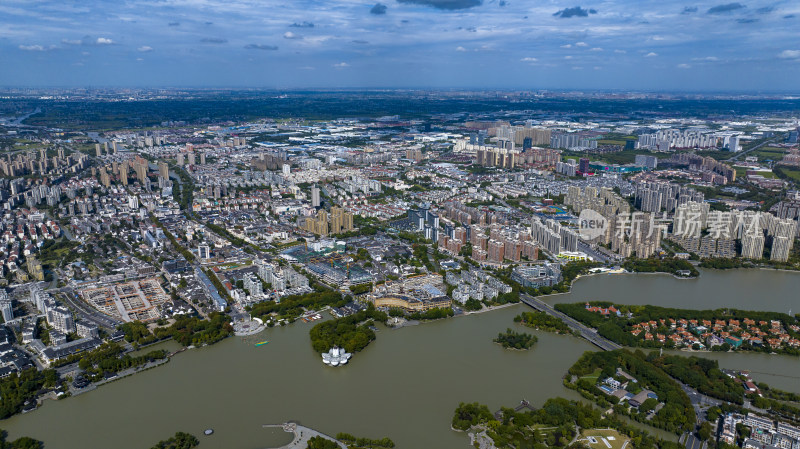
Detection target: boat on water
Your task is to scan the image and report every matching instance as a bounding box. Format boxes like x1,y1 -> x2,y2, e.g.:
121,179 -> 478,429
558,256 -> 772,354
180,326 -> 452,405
321,346 -> 352,366
254,341 -> 269,347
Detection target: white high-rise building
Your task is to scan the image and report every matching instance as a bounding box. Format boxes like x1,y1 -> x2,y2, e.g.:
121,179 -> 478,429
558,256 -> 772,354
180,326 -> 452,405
198,245 -> 210,260
0,290 -> 12,323
311,185 -> 320,208
46,305 -> 76,334
729,136 -> 740,152
741,232 -> 765,259
771,236 -> 792,262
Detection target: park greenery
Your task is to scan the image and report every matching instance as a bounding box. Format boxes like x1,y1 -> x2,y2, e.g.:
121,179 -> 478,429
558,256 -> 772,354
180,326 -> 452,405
514,311 -> 573,335
411,243 -> 436,272
118,313 -> 233,348
249,290 -> 347,322
405,307 -> 454,321
750,395 -> 800,424
698,258 -> 748,269
452,397 -> 684,449
0,431 -> 43,449
758,383 -> 800,403
565,349 -> 696,434
149,432 -> 199,449
335,432 -> 395,449
555,302 -> 800,355
349,283 -> 372,295
0,369 -> 59,419
462,298 -> 483,311
646,353 -> 744,404
152,313 -> 233,346
170,165 -> 195,213
622,258 -> 698,277
309,305 -> 388,353
494,328 -> 538,350
306,436 -> 339,449
773,165 -> 800,183
78,344 -> 166,381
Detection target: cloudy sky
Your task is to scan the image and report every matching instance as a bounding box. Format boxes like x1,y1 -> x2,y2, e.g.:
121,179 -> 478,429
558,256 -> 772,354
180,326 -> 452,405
1,0 -> 799,91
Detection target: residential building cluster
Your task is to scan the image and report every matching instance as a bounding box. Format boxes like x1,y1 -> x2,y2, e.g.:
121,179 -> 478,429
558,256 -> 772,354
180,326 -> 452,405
670,203 -> 798,262
722,413 -> 800,449
445,266 -> 512,303
302,207 -> 354,236
510,263 -> 562,288
636,130 -> 722,151
623,314 -> 800,350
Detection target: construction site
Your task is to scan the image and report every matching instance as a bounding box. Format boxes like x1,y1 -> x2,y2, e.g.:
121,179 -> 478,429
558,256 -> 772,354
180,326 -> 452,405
80,278 -> 170,322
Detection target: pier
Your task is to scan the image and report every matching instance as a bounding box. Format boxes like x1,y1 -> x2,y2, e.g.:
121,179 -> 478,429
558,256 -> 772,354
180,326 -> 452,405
494,400 -> 536,419
263,422 -> 347,449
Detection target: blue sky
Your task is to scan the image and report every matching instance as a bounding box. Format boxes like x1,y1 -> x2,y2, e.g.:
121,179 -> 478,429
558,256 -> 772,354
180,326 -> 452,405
1,0 -> 799,91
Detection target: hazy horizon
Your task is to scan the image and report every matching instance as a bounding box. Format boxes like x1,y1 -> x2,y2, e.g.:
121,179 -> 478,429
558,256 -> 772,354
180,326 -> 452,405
2,0 -> 799,91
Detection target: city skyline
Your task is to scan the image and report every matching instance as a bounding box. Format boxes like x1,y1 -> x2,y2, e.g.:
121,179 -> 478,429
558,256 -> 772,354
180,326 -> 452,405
1,0 -> 799,91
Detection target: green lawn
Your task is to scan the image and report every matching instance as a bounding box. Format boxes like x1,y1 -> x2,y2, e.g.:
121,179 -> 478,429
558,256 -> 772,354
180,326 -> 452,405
579,368 -> 603,380
579,429 -> 629,449
774,166 -> 800,183
750,147 -> 787,162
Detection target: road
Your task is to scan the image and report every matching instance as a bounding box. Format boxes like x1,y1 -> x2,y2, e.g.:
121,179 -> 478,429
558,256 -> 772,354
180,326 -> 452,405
58,288 -> 123,331
725,136 -> 780,162
577,241 -> 619,264
682,433 -> 706,449
519,293 -> 622,351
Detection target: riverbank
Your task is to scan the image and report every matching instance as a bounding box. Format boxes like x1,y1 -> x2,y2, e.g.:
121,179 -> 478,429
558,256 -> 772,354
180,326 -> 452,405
4,269 -> 800,449
463,302 -> 517,316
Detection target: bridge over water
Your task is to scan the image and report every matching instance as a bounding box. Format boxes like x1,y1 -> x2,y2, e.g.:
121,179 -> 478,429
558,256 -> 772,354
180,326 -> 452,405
519,294 -> 622,352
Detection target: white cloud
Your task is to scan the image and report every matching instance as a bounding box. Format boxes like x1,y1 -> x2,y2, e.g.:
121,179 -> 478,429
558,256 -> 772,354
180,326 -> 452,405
283,32 -> 302,40
575,42 -> 588,47
692,56 -> 719,61
644,52 -> 658,57
19,44 -> 48,51
589,47 -> 603,52
137,46 -> 153,52
456,46 -> 467,52
560,44 -> 572,49
520,57 -> 538,62
61,39 -> 82,45
564,55 -> 573,60
136,57 -> 144,61
333,62 -> 349,68
778,50 -> 800,59
677,63 -> 691,68
651,36 -> 665,41
614,49 -> 626,54
96,37 -> 113,45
